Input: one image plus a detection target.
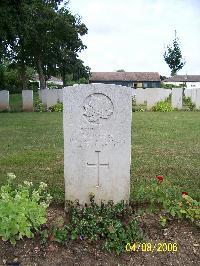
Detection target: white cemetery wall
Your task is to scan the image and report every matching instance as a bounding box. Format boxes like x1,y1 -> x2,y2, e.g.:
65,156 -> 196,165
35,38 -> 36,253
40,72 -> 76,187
0,90 -> 9,111
171,88 -> 182,109
22,90 -> 33,112
63,84 -> 132,205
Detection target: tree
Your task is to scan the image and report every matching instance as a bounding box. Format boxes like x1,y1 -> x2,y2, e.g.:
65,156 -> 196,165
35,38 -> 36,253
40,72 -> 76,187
116,69 -> 125,72
163,31 -> 185,76
0,0 -> 89,90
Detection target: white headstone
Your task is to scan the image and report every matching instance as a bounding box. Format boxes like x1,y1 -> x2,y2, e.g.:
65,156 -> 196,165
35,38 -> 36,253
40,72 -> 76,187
39,89 -> 48,105
146,88 -> 161,109
63,84 -> 132,205
172,88 -> 182,109
184,89 -> 192,99
0,90 -> 9,111
46,89 -> 59,108
22,90 -> 33,112
195,89 -> 200,109
135,88 -> 145,105
57,89 -> 63,103
165,89 -> 172,99
191,89 -> 197,104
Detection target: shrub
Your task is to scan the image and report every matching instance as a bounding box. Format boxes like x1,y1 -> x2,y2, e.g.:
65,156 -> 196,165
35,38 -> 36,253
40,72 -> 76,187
34,99 -> 46,112
152,101 -> 173,112
51,194 -> 143,254
134,175 -> 200,226
183,96 -> 196,111
0,173 -> 52,244
47,83 -> 63,90
48,102 -> 63,112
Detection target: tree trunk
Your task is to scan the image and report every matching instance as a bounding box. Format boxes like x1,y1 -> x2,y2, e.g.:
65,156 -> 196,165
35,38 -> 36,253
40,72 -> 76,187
20,62 -> 27,90
37,56 -> 46,90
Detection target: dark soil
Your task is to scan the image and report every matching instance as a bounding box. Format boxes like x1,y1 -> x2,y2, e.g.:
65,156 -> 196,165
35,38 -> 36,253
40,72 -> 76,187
0,204 -> 199,266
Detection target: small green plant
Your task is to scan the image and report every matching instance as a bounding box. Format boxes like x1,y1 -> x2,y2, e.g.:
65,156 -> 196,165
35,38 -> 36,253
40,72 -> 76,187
48,102 -> 63,112
51,195 -> 143,254
159,215 -> 167,227
183,96 -> 196,111
34,99 -> 46,112
137,108 -> 145,112
178,193 -> 200,224
0,173 -> 52,244
39,227 -> 49,246
161,83 -> 183,89
52,225 -> 70,243
134,175 -> 200,225
152,101 -> 173,112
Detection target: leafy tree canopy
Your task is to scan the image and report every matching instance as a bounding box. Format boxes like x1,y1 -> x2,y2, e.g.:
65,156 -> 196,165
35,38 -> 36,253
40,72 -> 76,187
0,0 -> 89,90
116,69 -> 125,72
163,31 -> 185,76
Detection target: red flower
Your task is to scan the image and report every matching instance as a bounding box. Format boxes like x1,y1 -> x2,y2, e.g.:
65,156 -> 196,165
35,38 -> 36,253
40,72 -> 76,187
156,175 -> 164,183
182,192 -> 188,196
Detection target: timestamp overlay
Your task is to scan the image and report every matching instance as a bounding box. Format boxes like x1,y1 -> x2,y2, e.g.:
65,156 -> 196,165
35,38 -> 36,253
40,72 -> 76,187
125,242 -> 178,253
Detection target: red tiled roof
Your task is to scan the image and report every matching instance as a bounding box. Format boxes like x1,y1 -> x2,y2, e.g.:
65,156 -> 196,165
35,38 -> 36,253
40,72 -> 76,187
90,72 -> 160,82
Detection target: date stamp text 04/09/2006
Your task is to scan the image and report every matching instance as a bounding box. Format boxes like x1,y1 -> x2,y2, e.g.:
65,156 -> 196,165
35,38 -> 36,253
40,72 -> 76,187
125,242 -> 178,252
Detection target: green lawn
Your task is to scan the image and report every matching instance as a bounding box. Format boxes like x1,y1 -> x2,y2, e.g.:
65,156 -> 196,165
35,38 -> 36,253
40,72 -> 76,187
0,112 -> 200,202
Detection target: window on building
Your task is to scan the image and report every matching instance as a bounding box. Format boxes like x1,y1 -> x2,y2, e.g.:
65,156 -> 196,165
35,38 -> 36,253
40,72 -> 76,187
152,82 -> 157,88
143,82 -> 148,88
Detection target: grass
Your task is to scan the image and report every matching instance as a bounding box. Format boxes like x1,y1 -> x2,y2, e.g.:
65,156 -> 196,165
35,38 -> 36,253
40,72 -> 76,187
9,93 -> 40,112
131,112 -> 200,201
0,112 -> 200,202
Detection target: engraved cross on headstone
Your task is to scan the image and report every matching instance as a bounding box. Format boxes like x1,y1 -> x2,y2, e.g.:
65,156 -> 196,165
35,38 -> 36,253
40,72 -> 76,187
87,150 -> 109,187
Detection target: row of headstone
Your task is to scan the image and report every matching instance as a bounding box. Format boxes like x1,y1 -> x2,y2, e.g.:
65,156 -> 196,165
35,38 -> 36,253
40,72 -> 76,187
39,89 -> 63,108
135,88 -> 172,109
134,87 -> 200,110
1,87 -> 200,113
0,89 -> 64,112
0,90 -> 34,112
184,88 -> 200,109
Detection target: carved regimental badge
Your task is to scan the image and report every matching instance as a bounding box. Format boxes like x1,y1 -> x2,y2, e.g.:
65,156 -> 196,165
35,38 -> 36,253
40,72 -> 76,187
83,93 -> 114,123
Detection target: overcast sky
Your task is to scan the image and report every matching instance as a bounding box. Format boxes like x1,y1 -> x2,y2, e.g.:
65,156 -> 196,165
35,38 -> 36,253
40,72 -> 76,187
68,0 -> 200,77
